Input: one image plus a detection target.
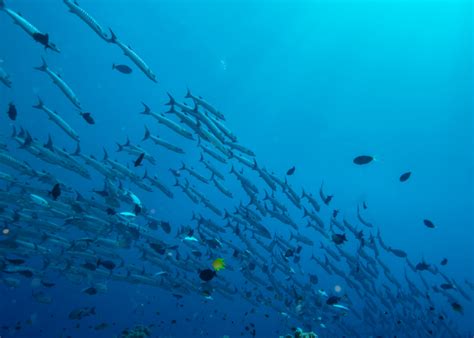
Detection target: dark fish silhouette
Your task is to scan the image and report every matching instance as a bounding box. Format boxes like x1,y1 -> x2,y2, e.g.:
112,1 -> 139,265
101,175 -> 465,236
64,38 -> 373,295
332,233 -> 347,245
83,287 -> 98,295
326,296 -> 341,305
286,166 -> 295,176
80,112 -> 95,125
353,155 -> 374,165
399,171 -> 411,182
440,258 -> 448,266
423,219 -> 435,228
7,102 -> 17,120
199,269 -> 216,282
50,183 -> 61,200
134,152 -> 145,167
112,64 -> 132,74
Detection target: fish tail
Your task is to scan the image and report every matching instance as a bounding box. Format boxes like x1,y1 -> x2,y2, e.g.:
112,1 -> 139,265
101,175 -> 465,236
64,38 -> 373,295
165,92 -> 175,106
185,87 -> 192,99
32,96 -> 44,109
303,207 -> 309,218
102,148 -> 109,161
72,143 -> 81,156
143,169 -> 148,179
173,179 -> 180,187
140,102 -> 151,115
142,126 -> 150,141
108,28 -> 117,43
34,57 -> 48,72
112,63 -> 115,69
115,142 -> 123,152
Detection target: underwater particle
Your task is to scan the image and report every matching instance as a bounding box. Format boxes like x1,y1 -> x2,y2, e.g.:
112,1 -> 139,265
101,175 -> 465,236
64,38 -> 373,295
2,228 -> 10,235
334,285 -> 342,293
112,64 -> 132,74
399,171 -> 411,182
353,155 -> 374,165
423,219 -> 435,228
286,166 -> 295,176
212,258 -> 225,271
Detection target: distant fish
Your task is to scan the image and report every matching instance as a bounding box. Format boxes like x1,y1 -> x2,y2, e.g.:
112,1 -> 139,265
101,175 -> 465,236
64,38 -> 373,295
286,166 -> 295,176
331,233 -> 347,245
80,112 -> 95,125
326,296 -> 341,305
49,183 -> 61,200
440,258 -> 448,266
353,155 -> 374,165
112,64 -> 132,74
399,171 -> 411,182
82,286 -> 98,295
6,102 -> 16,120
416,261 -> 430,271
134,152 -> 145,167
423,219 -> 436,229
199,268 -> 216,282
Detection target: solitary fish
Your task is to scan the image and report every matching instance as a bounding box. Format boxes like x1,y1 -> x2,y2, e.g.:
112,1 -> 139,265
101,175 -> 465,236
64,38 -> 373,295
6,102 -> 16,120
440,258 -> 448,266
423,219 -> 435,229
286,166 -> 295,176
353,155 -> 374,165
399,171 -> 411,182
112,64 -> 132,74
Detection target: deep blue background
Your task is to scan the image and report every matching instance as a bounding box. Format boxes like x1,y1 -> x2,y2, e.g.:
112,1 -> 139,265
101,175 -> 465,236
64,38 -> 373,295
0,0 -> 472,337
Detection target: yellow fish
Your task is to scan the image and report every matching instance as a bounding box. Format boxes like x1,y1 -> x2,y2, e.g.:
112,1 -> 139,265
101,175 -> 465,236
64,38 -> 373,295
212,258 -> 225,271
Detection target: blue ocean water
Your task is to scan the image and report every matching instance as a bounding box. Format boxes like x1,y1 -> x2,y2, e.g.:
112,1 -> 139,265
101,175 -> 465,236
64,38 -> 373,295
0,0 -> 472,337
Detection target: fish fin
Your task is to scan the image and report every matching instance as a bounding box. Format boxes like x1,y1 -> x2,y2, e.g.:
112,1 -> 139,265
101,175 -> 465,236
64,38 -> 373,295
108,28 -> 117,43
140,102 -> 151,115
165,92 -> 175,106
34,57 -> 48,72
142,126 -> 150,141
185,87 -> 192,99
32,96 -> 44,109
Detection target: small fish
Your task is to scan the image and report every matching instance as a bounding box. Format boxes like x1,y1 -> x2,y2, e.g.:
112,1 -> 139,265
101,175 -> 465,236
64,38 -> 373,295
331,233 -> 347,245
94,322 -> 109,330
112,64 -> 133,74
134,152 -> 145,167
97,259 -> 116,270
40,280 -> 55,288
416,261 -> 430,271
80,112 -> 95,125
326,296 -> 341,305
5,258 -> 25,265
440,258 -> 448,266
440,283 -> 454,290
353,155 -> 374,165
451,302 -> 463,314
199,269 -> 216,282
7,102 -> 17,120
399,171 -> 411,182
423,219 -> 435,228
286,166 -> 295,176
160,221 -> 171,234
50,183 -> 61,201
83,286 -> 98,295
